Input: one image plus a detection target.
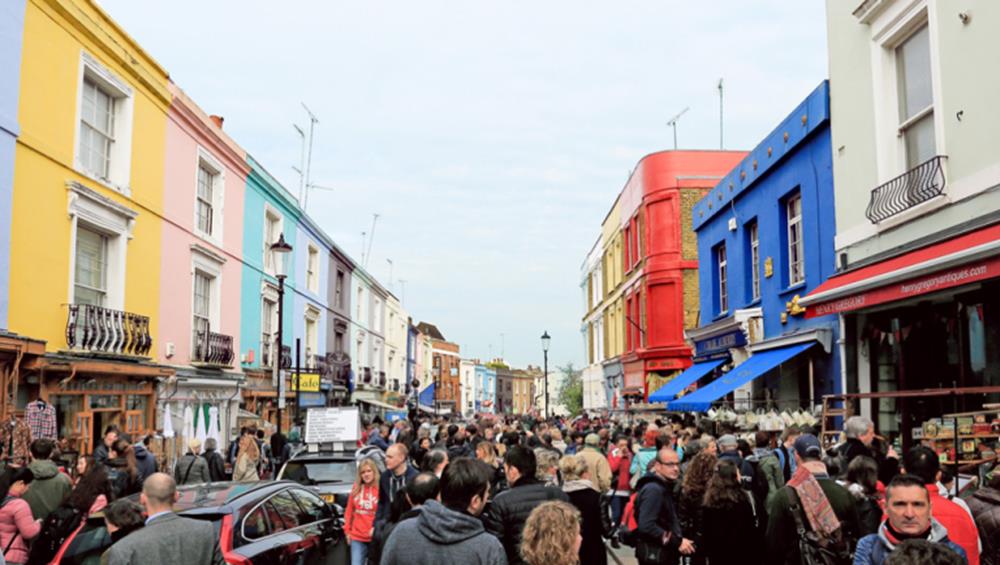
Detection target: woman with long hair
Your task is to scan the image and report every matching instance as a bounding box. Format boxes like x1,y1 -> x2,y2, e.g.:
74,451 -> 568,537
73,455 -> 96,485
233,433 -> 261,482
0,467 -> 39,565
677,450 -> 717,565
846,455 -> 883,536
475,441 -> 507,497
559,455 -> 607,565
702,458 -> 761,565
521,500 -> 582,565
107,439 -> 140,498
33,464 -> 114,564
344,458 -> 380,565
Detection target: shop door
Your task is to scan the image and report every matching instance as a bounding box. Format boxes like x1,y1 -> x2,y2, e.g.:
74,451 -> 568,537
124,410 -> 143,438
76,412 -> 93,455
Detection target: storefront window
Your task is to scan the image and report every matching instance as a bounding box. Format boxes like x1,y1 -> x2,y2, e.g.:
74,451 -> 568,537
89,394 -> 121,410
967,304 -> 987,375
54,395 -> 84,440
126,395 -> 147,413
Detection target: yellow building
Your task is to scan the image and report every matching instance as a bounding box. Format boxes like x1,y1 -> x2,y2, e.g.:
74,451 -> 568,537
7,0 -> 171,452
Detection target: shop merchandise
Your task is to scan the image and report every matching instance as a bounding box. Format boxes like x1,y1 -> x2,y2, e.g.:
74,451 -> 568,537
0,416 -> 33,464
25,399 -> 57,440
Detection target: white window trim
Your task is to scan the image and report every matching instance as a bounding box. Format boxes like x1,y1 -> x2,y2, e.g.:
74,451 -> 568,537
260,282 -> 279,366
194,147 -> 226,245
306,243 -> 320,294
749,222 -> 761,301
191,247 -> 224,330
787,195 -> 805,286
262,203 -> 283,276
74,52 -> 134,195
717,243 -> 728,315
304,304 -> 321,362
66,181 -> 136,311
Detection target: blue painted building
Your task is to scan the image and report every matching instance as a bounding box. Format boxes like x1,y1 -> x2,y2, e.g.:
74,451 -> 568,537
239,156 -> 300,424
664,82 -> 840,412
0,1 -> 26,330
474,365 -> 497,414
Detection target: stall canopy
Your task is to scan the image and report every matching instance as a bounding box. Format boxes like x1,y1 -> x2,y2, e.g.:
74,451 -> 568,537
667,342 -> 814,412
648,359 -> 725,403
418,383 -> 435,409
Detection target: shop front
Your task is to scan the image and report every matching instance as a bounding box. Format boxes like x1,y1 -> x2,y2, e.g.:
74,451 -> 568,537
803,223 -> 1000,447
158,370 -> 242,467
23,355 -> 171,455
241,371 -> 298,433
602,360 -> 624,412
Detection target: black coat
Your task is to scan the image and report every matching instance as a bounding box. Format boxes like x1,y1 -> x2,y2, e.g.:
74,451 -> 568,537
967,486 -> 1000,565
633,474 -> 683,564
564,484 -> 608,565
375,465 -> 418,524
482,477 -> 569,565
702,495 -> 761,565
203,448 -> 226,482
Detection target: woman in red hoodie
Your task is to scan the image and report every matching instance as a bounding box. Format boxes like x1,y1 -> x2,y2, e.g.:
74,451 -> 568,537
345,458 -> 380,565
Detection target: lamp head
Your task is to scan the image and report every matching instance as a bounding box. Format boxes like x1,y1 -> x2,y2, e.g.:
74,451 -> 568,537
541,331 -> 551,353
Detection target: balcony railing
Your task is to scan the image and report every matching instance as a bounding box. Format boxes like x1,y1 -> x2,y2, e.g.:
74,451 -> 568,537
866,155 -> 946,223
260,337 -> 291,370
66,304 -> 153,357
193,327 -> 234,367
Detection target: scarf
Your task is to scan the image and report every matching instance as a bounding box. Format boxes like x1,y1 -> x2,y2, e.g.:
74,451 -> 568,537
787,464 -> 841,539
884,521 -> 932,547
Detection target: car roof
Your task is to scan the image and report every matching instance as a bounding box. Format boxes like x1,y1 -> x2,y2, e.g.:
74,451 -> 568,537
287,452 -> 356,462
169,481 -> 304,514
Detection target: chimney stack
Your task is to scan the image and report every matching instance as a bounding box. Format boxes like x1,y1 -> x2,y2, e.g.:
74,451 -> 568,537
209,115 -> 224,129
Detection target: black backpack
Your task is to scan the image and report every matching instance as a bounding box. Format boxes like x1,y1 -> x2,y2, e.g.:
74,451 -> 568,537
27,504 -> 85,564
787,494 -> 853,565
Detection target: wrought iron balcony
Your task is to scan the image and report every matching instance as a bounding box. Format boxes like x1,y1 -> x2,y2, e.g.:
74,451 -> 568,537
66,304 -> 153,357
193,327 -> 234,367
866,155 -> 946,223
260,338 -> 291,370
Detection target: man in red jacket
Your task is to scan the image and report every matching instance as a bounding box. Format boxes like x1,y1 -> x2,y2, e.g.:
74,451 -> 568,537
903,446 -> 980,565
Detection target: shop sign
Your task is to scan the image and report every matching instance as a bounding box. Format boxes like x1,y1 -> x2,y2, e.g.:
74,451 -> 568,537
291,373 -> 321,392
807,255 -> 1000,318
305,406 -> 360,443
695,328 -> 746,357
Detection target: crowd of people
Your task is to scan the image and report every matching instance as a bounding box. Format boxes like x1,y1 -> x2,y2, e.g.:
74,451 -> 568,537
343,412 -> 1000,565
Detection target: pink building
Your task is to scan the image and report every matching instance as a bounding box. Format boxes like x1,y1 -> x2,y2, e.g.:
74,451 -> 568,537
158,83 -> 249,449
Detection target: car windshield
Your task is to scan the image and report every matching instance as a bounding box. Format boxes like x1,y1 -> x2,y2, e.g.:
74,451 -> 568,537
282,460 -> 355,485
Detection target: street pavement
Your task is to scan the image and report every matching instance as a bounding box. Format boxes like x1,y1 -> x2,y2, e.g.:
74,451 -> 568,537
607,542 -> 638,565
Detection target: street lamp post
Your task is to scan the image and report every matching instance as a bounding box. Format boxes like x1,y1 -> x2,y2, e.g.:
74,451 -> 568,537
541,331 -> 550,419
271,233 -> 293,433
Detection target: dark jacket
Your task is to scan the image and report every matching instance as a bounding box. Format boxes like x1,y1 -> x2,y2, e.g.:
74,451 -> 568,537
764,475 -> 860,565
379,500 -> 506,565
482,476 -> 569,565
93,443 -> 111,466
719,449 -> 754,482
22,459 -> 72,522
133,444 -> 157,483
370,506 -> 422,565
376,465 -> 418,524
106,458 -> 141,499
839,438 -> 899,485
203,448 -> 226,482
564,480 -> 608,565
968,486 -> 1000,565
677,486 -> 706,564
849,484 -> 883,537
702,494 -> 762,565
633,473 -> 683,564
368,433 -> 390,451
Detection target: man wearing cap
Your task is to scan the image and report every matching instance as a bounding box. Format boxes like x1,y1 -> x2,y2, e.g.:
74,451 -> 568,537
578,432 -> 613,493
765,434 -> 860,564
718,434 -> 755,484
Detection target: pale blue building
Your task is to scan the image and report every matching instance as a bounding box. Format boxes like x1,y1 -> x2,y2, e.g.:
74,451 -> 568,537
0,1 -> 26,329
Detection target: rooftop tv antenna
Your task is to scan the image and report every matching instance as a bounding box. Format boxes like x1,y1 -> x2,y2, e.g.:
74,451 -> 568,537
666,107 -> 690,150
364,213 -> 379,269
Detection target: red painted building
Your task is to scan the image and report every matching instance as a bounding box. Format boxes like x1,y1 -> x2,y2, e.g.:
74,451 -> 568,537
618,151 -> 747,401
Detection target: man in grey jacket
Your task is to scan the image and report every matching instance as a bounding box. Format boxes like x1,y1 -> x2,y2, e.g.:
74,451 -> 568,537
380,458 -> 507,565
106,473 -> 223,565
174,439 -> 211,485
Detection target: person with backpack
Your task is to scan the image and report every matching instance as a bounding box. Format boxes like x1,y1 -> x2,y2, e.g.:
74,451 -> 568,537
0,467 -> 39,565
22,439 -> 72,524
774,427 -> 801,483
764,434 -> 859,565
173,439 -> 210,485
30,463 -> 113,564
702,458 -> 762,565
632,447 -> 694,565
746,430 -> 786,533
629,429 -> 659,488
106,439 -> 142,498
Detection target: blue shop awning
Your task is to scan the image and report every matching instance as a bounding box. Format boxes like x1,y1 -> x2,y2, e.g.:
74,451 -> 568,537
667,342 -> 814,412
418,383 -> 435,408
648,359 -> 725,403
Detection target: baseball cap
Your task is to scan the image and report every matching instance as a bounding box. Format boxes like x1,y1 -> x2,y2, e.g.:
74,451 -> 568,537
718,434 -> 738,448
585,433 -> 600,446
793,434 -> 822,458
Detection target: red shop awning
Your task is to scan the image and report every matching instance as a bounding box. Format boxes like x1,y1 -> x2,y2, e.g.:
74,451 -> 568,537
801,223 -> 1000,318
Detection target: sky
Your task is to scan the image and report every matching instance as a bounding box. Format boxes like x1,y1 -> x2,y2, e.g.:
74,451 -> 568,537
99,0 -> 829,370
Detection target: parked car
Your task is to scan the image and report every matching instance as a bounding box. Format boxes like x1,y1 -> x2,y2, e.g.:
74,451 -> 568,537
59,480 -> 348,565
277,451 -> 356,508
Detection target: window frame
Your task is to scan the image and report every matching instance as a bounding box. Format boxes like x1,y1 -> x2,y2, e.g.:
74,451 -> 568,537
306,244 -> 320,293
894,23 -> 935,170
194,148 -> 225,243
260,283 -> 279,367
262,204 -> 283,276
66,182 -> 136,311
786,193 -> 805,286
74,52 -> 134,194
335,270 -> 345,308
717,243 -> 728,315
747,220 -> 761,302
73,224 -> 110,307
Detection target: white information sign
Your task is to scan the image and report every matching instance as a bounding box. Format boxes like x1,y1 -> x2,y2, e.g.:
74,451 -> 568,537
277,369 -> 287,409
305,407 -> 360,444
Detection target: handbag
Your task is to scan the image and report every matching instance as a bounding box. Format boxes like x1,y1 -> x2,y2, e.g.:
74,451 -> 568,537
636,538 -> 664,564
788,502 -> 852,565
